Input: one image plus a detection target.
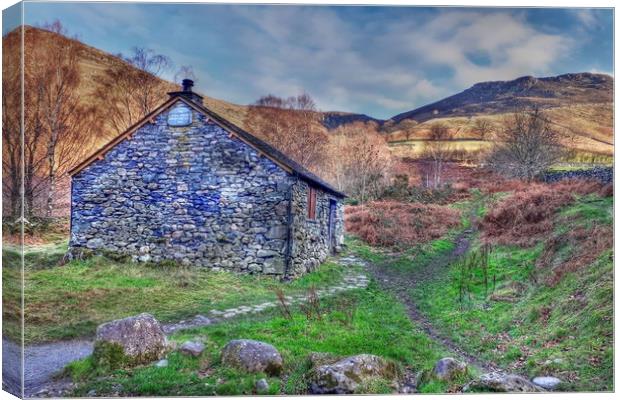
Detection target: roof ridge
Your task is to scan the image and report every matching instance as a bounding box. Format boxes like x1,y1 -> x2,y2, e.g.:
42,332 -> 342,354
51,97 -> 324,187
69,95 -> 345,198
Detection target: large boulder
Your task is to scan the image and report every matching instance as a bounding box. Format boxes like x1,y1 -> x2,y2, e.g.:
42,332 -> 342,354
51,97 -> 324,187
463,372 -> 545,393
310,354 -> 398,394
94,313 -> 167,366
221,339 -> 283,375
432,357 -> 468,381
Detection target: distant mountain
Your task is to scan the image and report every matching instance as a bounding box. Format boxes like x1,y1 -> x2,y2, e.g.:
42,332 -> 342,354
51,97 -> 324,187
321,112 -> 385,130
390,73 -> 613,124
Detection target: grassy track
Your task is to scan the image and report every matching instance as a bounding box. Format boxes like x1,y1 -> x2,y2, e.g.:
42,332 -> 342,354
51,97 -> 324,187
2,244 -> 349,344
408,194 -> 613,391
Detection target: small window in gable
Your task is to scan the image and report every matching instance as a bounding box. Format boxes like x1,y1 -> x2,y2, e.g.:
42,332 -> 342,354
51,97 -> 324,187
167,103 -> 192,126
307,187 -> 317,220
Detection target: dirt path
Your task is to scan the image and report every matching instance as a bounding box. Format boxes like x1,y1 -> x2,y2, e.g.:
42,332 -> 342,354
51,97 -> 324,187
363,204 -> 505,374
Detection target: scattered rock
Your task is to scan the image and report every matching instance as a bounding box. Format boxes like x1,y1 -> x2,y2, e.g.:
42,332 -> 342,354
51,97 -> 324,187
255,378 -> 269,393
310,354 -> 398,394
87,389 -> 97,396
463,372 -> 545,393
432,357 -> 468,381
155,359 -> 169,368
180,341 -> 205,357
221,339 -> 283,375
94,313 -> 167,365
532,376 -> 562,390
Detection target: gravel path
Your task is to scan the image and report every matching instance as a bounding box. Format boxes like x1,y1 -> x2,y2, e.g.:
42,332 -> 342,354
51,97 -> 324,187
3,337 -> 93,398
6,268 -> 368,397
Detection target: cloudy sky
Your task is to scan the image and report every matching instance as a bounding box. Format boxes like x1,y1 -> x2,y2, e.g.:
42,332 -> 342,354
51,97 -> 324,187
6,2 -> 614,118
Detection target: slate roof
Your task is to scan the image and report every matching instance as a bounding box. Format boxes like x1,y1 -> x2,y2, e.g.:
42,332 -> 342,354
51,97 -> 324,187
69,92 -> 346,198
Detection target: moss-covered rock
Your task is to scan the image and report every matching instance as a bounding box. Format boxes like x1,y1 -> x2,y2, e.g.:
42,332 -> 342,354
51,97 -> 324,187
94,313 -> 167,367
309,354 -> 399,394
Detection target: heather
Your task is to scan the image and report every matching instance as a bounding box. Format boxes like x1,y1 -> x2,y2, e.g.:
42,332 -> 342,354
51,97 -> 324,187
345,201 -> 461,248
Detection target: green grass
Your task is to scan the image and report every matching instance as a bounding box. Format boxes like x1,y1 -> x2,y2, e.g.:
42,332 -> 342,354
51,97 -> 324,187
7,244 -> 352,344
407,194 -> 613,392
411,248 -> 612,391
558,194 -> 613,227
66,285 -> 458,396
2,241 -> 23,341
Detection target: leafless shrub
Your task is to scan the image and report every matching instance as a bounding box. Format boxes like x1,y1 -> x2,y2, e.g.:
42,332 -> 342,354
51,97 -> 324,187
95,47 -> 173,135
300,286 -> 322,321
422,123 -> 454,188
326,122 -> 394,203
472,118 -> 494,140
274,288 -> 292,320
245,93 -> 329,173
486,108 -> 566,181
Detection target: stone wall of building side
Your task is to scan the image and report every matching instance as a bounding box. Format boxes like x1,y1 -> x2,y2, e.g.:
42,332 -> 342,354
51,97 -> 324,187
69,102 -> 294,274
287,180 -> 344,278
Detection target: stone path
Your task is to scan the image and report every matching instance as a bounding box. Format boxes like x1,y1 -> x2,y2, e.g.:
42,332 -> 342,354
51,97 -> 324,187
9,262 -> 369,397
164,269 -> 368,333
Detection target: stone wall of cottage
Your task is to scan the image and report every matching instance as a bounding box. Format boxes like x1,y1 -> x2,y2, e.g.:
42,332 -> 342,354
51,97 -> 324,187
287,180 -> 345,278
70,101 -> 296,274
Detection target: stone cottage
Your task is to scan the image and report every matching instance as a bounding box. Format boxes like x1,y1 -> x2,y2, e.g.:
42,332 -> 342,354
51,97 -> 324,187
68,80 -> 345,278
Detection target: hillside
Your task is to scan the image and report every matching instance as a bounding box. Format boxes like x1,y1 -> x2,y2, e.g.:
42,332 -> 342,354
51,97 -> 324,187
390,73 -> 613,124
4,26 -> 615,166
9,26 -> 249,146
386,102 -> 614,158
382,74 -> 614,157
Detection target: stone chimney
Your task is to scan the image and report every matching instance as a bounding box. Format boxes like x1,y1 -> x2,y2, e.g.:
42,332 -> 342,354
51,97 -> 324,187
168,78 -> 203,104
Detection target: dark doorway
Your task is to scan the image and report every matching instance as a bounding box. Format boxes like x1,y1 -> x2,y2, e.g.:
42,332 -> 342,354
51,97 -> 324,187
328,199 -> 337,254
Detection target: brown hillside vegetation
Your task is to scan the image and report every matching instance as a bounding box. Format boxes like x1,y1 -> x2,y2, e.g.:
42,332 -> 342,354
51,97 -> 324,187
539,223 -> 612,286
386,103 -> 613,157
479,180 -> 606,247
345,201 -> 461,247
390,73 -> 613,123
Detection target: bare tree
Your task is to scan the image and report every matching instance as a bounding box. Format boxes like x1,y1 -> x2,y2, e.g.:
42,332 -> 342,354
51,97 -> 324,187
2,28 -> 23,218
1,21 -> 100,219
26,21 -> 100,217
487,107 -> 565,181
245,93 -> 329,172
95,47 -> 172,135
39,23 -> 100,216
423,122 -> 453,188
326,122 -> 393,202
473,118 -> 494,140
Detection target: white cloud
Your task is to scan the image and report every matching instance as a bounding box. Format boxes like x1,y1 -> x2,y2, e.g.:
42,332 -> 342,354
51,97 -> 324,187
49,4 -> 587,118
574,9 -> 599,29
